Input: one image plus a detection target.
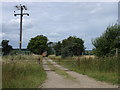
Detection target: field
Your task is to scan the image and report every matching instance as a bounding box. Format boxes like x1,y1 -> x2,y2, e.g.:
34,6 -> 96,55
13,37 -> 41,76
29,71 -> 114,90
2,55 -> 47,88
49,55 -> 119,85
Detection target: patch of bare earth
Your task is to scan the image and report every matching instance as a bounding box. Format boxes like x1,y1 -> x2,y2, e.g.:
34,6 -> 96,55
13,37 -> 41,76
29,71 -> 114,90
40,58 -> 118,88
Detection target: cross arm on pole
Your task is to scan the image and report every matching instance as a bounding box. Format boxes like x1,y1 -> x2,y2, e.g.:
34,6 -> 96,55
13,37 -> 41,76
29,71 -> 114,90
14,13 -> 29,16
23,13 -> 29,16
14,14 -> 21,16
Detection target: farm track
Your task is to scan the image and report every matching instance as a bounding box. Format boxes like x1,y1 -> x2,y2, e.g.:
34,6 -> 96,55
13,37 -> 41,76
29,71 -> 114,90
40,58 -> 118,88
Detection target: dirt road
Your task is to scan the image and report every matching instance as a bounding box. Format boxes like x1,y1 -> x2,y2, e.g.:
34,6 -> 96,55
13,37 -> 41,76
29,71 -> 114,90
40,58 -> 118,88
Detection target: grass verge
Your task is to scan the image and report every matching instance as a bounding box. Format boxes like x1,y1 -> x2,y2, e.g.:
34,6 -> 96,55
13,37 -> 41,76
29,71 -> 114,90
2,55 -> 47,88
49,55 -> 119,85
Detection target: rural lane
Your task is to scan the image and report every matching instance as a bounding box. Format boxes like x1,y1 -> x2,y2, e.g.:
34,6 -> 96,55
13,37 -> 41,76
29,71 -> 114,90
39,58 -> 118,88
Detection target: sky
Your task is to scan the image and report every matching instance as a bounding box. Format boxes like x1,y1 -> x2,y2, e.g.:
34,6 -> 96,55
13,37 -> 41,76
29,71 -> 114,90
1,2 -> 118,50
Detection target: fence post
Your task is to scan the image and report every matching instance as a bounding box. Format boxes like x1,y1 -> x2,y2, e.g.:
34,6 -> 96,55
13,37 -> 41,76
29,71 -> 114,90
11,55 -> 14,62
38,57 -> 40,64
77,56 -> 80,66
58,58 -> 60,65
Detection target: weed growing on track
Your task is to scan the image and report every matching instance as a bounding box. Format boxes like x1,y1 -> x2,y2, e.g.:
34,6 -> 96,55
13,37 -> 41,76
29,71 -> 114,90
49,55 -> 119,85
47,61 -> 76,80
2,55 -> 46,88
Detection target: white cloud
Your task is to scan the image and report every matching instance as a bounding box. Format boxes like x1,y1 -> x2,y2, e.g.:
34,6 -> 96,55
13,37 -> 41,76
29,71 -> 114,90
2,33 -> 19,47
0,32 -> 5,39
2,18 -> 34,35
44,32 -> 60,37
3,33 -> 19,39
23,18 -> 34,30
90,7 -> 102,14
9,19 -> 19,24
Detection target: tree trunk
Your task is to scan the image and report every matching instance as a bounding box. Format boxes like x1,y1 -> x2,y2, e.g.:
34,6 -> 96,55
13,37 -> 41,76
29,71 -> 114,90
115,48 -> 118,56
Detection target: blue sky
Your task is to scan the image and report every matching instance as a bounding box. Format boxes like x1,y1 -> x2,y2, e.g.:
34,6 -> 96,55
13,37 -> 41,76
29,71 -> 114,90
1,2 -> 118,50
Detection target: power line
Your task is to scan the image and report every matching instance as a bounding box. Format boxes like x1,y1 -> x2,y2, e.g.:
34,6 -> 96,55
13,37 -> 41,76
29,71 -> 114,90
14,4 -> 29,51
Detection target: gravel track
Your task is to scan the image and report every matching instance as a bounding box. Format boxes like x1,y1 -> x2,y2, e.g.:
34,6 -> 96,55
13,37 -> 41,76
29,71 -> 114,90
40,58 -> 118,88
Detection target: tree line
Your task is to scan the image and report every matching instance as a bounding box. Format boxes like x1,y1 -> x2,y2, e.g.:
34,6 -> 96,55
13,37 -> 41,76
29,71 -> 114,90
1,24 -> 120,57
27,35 -> 85,58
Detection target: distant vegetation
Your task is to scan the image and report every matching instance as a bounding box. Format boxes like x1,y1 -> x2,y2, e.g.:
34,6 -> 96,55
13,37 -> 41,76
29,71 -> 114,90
27,35 -> 85,58
53,36 -> 85,58
1,24 -> 119,57
1,40 -> 13,56
11,49 -> 32,55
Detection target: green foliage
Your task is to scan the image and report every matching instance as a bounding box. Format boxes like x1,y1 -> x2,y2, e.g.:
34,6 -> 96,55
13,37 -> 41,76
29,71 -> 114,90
47,42 -> 54,55
27,35 -> 48,55
2,55 -> 47,88
92,24 -> 120,56
1,40 -> 13,56
53,36 -> 85,58
54,41 -> 62,56
9,50 -> 32,55
62,36 -> 84,58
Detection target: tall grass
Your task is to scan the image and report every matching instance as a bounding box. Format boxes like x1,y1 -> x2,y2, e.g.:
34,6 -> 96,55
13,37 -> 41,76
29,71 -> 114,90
49,55 -> 119,84
2,55 -> 46,88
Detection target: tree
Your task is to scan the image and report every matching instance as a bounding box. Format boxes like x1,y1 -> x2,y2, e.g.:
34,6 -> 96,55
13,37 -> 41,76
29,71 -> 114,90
1,40 -> 13,56
53,36 -> 85,58
53,41 -> 62,56
47,42 -> 54,55
27,35 -> 48,55
61,36 -> 84,58
92,24 -> 120,56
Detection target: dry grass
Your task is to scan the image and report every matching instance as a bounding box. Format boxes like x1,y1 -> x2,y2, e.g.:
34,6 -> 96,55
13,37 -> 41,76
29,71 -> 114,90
80,55 -> 96,59
2,55 -> 47,88
49,55 -> 119,85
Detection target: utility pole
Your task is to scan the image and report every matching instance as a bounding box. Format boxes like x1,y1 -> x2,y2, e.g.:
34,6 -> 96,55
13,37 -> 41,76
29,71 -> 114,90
14,4 -> 29,51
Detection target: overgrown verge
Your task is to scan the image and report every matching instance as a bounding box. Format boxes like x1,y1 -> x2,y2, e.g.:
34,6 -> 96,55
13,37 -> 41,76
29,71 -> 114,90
2,55 -> 46,88
49,55 -> 119,85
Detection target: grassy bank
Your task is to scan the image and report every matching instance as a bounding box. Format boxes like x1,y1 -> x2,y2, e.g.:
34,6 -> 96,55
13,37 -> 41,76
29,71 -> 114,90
2,55 -> 46,88
49,55 -> 119,85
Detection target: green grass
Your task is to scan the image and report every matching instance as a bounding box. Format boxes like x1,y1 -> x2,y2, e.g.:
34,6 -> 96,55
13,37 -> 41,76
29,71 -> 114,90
47,61 -> 76,80
2,55 -> 47,88
86,72 -> 118,84
49,55 -> 119,85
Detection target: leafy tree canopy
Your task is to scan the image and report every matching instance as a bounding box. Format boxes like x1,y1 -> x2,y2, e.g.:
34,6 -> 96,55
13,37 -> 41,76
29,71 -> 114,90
61,36 -> 84,57
53,41 -> 62,56
27,35 -> 48,55
53,36 -> 85,58
92,24 -> 120,56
